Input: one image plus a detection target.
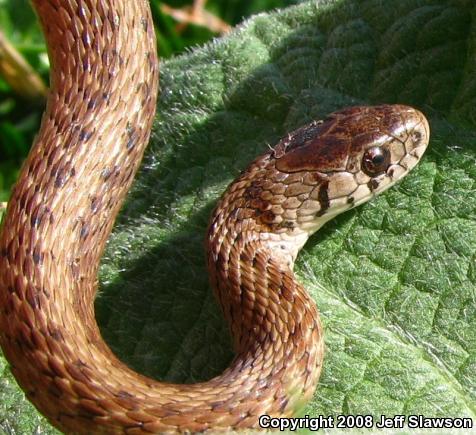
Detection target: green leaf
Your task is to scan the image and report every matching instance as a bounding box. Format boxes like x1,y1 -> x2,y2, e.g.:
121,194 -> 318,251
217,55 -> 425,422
2,0 -> 476,432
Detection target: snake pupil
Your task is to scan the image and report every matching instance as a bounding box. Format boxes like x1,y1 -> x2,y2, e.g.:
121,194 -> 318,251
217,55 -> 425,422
362,146 -> 390,176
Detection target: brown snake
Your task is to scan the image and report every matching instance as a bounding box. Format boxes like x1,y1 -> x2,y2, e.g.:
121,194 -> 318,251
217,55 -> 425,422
0,1 -> 430,433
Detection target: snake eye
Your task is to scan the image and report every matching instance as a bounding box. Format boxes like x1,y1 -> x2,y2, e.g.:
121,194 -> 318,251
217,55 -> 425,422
362,146 -> 390,176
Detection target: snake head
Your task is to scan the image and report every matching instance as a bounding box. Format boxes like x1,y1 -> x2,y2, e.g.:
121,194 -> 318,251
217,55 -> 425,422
275,104 -> 429,176
211,105 -> 429,259
210,104 -> 429,267
271,104 -> 430,230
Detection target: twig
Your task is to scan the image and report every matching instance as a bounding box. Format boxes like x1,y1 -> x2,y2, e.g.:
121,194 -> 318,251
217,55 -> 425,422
0,30 -> 47,100
161,0 -> 231,35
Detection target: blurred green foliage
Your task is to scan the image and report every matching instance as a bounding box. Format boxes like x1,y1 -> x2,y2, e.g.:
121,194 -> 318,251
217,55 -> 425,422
0,0 -> 298,204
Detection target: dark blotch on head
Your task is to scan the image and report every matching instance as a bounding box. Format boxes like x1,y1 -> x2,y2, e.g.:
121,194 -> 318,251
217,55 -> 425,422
276,129 -> 350,174
244,183 -> 262,200
278,221 -> 295,230
250,198 -> 270,213
368,179 -> 380,191
277,122 -> 323,156
316,181 -> 329,216
260,210 -> 276,225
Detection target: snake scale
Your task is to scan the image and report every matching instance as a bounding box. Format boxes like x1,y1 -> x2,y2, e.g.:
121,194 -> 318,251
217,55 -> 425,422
0,1 -> 430,433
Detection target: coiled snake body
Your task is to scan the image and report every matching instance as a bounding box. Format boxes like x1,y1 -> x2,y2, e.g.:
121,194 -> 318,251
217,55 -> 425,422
0,1 -> 429,433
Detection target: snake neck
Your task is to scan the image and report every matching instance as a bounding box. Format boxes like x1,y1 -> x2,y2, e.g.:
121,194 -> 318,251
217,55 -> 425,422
206,220 -> 323,417
206,167 -> 324,413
